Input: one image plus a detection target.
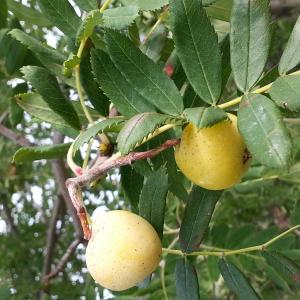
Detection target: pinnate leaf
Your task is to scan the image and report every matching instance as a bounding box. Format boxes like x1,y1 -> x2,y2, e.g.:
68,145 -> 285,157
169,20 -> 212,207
219,259 -> 261,300
105,30 -> 183,115
121,0 -> 168,11
179,186 -> 223,253
182,107 -> 229,129
37,0 -> 81,38
139,166 -> 169,239
80,51 -> 110,116
175,258 -> 200,300
16,93 -> 98,128
117,112 -> 182,154
262,251 -> 300,287
7,0 -> 52,27
279,16 -> 300,75
22,66 -> 81,130
91,49 -> 156,117
13,143 -> 71,164
103,6 -> 139,30
72,118 -> 125,154
9,29 -> 66,66
269,75 -> 300,111
238,94 -> 292,169
0,0 -> 7,29
170,0 -> 222,103
230,0 -> 270,92
121,165 -> 144,210
77,10 -> 102,43
73,0 -> 97,11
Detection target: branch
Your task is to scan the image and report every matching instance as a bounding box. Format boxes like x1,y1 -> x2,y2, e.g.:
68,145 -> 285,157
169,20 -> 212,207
0,124 -> 33,147
162,225 -> 300,257
43,238 -> 82,284
51,134 -> 83,239
66,139 -> 180,240
42,195 -> 65,281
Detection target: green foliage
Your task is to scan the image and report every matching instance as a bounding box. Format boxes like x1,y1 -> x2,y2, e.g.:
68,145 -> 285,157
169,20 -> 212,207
279,16 -> 300,75
139,166 -> 169,239
121,0 -> 168,11
270,75 -> 300,111
13,143 -> 71,163
37,0 -> 81,38
175,258 -> 200,300
230,0 -> 270,92
91,49 -> 156,117
182,107 -> 229,129
219,259 -> 261,300
103,6 -> 139,30
238,94 -> 292,169
73,117 -> 125,153
21,66 -> 81,130
179,187 -> 223,253
117,112 -> 181,154
170,0 -> 222,104
104,30 -> 183,115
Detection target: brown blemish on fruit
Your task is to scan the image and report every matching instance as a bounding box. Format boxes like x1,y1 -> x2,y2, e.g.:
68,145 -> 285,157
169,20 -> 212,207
243,148 -> 251,164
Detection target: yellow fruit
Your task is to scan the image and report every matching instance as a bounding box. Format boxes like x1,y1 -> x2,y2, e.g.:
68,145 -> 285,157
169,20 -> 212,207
86,210 -> 162,291
175,114 -> 251,190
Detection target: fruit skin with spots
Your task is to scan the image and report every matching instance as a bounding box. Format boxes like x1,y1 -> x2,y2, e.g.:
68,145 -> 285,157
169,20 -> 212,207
175,113 -> 251,190
85,210 -> 162,291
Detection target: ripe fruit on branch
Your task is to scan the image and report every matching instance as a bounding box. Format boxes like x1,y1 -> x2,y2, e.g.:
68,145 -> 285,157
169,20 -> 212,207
175,113 -> 251,190
85,210 -> 162,291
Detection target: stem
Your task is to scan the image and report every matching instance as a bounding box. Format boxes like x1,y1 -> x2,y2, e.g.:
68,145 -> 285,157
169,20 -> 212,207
142,8 -> 168,45
162,225 -> 300,257
218,69 -> 300,109
100,0 -> 113,12
82,139 -> 93,169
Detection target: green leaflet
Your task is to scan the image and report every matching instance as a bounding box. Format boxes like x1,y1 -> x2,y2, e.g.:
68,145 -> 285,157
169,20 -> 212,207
262,251 -> 300,287
13,143 -> 71,164
0,0 -> 7,29
238,94 -> 292,169
63,54 -> 80,69
219,259 -> 261,300
37,0 -> 81,38
91,49 -> 156,117
22,66 -> 81,130
121,0 -> 168,11
104,30 -> 183,115
80,51 -> 110,116
72,118 -> 126,154
183,85 -> 206,108
179,186 -> 223,253
205,0 -> 232,22
121,165 -> 144,210
175,258 -> 200,300
117,112 -> 182,155
103,6 -> 139,30
9,83 -> 27,127
9,29 -> 66,66
73,0 -> 97,11
139,166 -> 169,239
77,10 -> 103,43
1,19 -> 28,75
7,0 -> 52,27
16,93 -> 98,128
182,107 -> 229,129
279,16 -> 300,75
269,75 -> 300,111
170,0 -> 222,104
230,0 -> 270,92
